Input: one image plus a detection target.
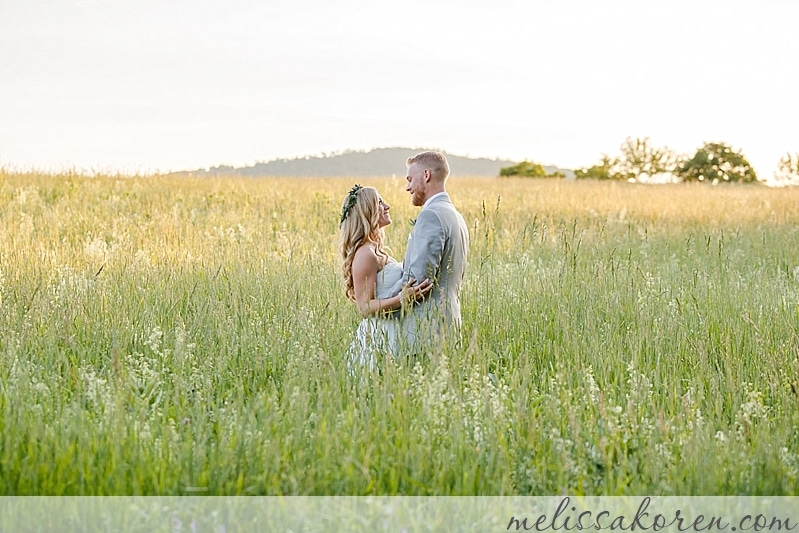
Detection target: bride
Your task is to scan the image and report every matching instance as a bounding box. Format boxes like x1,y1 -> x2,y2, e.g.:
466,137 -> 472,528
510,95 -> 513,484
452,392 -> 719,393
339,184 -> 431,372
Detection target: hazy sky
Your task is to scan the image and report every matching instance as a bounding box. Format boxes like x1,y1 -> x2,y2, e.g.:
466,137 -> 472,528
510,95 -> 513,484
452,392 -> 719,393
2,0 -> 797,178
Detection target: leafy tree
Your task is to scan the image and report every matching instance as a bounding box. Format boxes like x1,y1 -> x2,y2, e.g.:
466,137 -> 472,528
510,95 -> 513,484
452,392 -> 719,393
675,142 -> 759,183
575,137 -> 676,181
774,152 -> 799,185
499,160 -> 561,178
615,137 -> 677,181
574,155 -> 616,180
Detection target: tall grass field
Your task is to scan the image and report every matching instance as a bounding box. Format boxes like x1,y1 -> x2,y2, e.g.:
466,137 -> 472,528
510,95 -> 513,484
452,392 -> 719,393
1,170 -> 798,495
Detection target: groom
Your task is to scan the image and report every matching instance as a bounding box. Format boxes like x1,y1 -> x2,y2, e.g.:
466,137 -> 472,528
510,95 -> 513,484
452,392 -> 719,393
400,151 -> 469,352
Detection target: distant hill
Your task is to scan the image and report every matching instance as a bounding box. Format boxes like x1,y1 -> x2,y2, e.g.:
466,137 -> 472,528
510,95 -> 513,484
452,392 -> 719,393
172,147 -> 573,178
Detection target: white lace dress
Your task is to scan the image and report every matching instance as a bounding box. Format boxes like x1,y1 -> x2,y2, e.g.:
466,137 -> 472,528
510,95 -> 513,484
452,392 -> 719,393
348,261 -> 405,373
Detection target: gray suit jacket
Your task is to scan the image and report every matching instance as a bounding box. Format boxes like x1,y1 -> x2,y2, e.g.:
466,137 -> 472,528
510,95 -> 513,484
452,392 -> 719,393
401,193 -> 469,350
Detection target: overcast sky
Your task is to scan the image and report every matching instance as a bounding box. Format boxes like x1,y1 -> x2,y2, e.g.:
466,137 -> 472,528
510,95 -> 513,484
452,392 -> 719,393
1,0 -> 797,179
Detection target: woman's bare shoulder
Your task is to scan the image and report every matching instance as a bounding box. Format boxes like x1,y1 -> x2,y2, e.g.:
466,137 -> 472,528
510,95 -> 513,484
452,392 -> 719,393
353,241 -> 377,258
352,242 -> 380,271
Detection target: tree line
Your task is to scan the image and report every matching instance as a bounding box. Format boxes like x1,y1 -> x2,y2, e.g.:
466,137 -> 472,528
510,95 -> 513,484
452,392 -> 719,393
500,137 -> 799,185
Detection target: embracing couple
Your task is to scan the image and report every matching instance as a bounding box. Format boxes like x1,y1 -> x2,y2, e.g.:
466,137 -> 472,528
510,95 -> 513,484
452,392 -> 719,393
338,151 -> 470,372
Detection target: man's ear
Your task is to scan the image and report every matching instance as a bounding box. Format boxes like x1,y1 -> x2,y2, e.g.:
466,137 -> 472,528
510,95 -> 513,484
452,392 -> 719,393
424,169 -> 431,181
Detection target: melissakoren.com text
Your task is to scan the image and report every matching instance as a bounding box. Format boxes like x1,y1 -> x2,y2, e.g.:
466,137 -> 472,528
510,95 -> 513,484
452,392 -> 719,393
507,497 -> 797,532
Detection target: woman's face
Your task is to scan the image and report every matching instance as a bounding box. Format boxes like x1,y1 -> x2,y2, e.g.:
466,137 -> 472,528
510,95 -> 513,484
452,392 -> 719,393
377,196 -> 391,228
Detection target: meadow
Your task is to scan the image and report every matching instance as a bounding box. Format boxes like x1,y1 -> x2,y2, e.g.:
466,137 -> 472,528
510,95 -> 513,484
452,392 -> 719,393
0,170 -> 798,495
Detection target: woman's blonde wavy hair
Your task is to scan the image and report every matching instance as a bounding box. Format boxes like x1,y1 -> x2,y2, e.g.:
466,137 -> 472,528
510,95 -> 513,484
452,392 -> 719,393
339,186 -> 389,301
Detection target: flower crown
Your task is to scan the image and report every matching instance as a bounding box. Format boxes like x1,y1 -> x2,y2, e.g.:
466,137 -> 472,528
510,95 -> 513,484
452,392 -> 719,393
339,184 -> 363,226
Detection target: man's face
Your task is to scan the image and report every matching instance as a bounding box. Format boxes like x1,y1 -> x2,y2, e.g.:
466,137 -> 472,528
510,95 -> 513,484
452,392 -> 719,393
405,162 -> 427,207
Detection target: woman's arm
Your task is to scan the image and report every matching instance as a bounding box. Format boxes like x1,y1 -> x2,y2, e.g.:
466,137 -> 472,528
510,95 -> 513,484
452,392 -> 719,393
352,248 -> 430,318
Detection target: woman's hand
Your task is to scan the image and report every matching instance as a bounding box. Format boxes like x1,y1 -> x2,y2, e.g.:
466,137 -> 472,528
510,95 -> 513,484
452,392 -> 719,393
400,278 -> 432,308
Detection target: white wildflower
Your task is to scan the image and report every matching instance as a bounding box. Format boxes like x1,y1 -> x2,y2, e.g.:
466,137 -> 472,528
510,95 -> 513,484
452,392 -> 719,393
410,355 -> 456,448
681,387 -> 704,432
779,447 -> 798,481
636,272 -> 660,307
126,350 -> 161,400
32,381 -> 51,396
30,404 -> 44,419
462,368 -> 511,445
80,367 -> 114,419
52,265 -> 91,303
549,428 -> 586,481
173,324 -> 196,363
655,442 -> 673,463
132,249 -> 153,271
211,224 -> 249,243
134,418 -> 153,442
734,384 -> 770,442
583,366 -> 601,406
626,363 -> 653,406
84,236 -> 110,262
144,326 -> 165,356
